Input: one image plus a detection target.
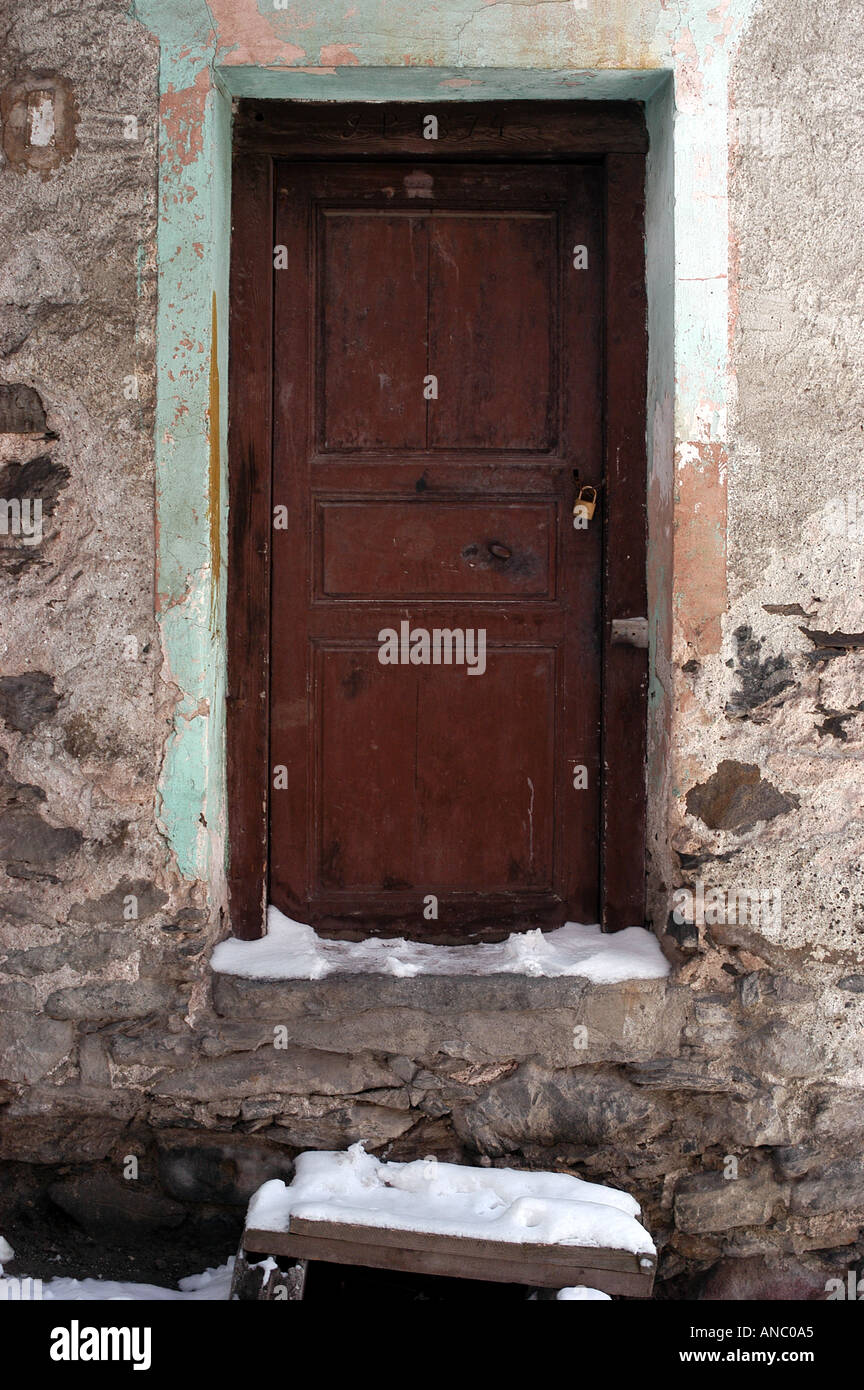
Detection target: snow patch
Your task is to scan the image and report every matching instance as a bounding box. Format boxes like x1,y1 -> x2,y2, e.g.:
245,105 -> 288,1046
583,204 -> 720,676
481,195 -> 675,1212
212,906 -> 669,983
556,1285 -> 612,1300
246,1144 -> 655,1256
0,1260 -> 233,1302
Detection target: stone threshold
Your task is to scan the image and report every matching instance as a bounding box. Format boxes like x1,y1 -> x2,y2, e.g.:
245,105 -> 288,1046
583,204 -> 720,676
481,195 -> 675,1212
214,971 -> 671,1014
211,972 -> 687,1070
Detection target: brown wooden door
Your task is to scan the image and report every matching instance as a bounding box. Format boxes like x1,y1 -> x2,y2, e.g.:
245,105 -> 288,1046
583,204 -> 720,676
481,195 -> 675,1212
269,161 -> 604,940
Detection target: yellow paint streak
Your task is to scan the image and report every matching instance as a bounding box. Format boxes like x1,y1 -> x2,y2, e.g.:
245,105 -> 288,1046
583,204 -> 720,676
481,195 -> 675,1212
208,291 -> 221,632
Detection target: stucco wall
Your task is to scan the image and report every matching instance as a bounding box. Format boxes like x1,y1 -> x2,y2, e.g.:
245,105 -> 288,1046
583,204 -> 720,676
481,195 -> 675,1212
0,0 -> 862,1297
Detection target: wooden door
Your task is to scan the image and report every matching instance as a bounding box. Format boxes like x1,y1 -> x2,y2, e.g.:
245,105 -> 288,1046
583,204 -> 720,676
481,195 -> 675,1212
267,161 -> 604,940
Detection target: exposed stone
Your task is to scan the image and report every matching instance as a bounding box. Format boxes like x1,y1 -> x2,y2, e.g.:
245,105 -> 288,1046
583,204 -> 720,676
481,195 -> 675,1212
811,1087 -> 864,1142
210,973 -> 684,1068
665,913 -> 700,953
0,452 -> 71,572
361,1086 -> 412,1109
160,907 -> 209,936
390,1055 -> 418,1083
791,1159 -> 864,1215
151,1047 -> 400,1101
68,878 -> 168,926
48,1173 -> 185,1240
0,1111 -> 128,1163
693,1255 -> 834,1301
271,1099 -> 417,1150
78,1032 -> 112,1087
44,980 -> 176,1022
674,1171 -> 788,1235
239,1096 -> 283,1122
837,975 -> 864,993
0,808 -> 82,867
0,975 -> 35,1010
725,625 -> 795,719
454,1063 -> 661,1158
0,672 -> 59,732
786,1220 -> 861,1254
772,1145 -> 821,1180
674,1086 -> 792,1149
707,921 -> 788,969
685,760 -> 799,832
685,996 -> 742,1049
0,1011 -> 73,1084
741,1020 -> 827,1079
110,1028 -> 197,1067
5,862 -> 60,883
2,931 -> 134,976
626,1059 -> 757,1094
738,971 -> 811,1008
198,1022 -> 277,1058
0,383 -> 47,434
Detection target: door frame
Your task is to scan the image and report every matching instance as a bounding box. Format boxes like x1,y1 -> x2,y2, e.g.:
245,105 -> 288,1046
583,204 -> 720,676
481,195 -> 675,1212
226,100 -> 648,940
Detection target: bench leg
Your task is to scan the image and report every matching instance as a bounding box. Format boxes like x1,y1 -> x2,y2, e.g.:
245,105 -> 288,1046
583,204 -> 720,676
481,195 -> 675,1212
230,1242 -> 308,1300
279,1259 -> 308,1300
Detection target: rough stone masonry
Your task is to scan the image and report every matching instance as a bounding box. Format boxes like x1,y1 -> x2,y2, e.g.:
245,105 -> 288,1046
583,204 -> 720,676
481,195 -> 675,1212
0,0 -> 863,1299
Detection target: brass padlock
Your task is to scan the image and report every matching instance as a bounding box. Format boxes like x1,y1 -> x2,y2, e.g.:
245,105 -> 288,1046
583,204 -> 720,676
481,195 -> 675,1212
573,484 -> 598,526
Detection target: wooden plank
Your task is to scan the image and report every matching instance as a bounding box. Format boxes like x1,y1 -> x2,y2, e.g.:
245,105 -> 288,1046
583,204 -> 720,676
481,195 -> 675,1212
240,1223 -> 652,1273
235,101 -> 648,158
285,1215 -> 651,1273
601,152 -> 648,931
243,1227 -> 653,1295
226,152 -> 273,940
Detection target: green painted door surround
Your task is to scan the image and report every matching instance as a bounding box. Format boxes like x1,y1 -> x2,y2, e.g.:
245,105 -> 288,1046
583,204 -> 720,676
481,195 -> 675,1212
131,0 -> 756,911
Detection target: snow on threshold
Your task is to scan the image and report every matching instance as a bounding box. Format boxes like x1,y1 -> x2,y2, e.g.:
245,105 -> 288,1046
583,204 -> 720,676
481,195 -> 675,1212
246,1144 -> 655,1257
212,906 -> 669,982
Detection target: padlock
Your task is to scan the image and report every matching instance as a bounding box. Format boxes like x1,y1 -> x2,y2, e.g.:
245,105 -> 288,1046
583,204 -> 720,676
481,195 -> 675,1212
573,484 -> 597,524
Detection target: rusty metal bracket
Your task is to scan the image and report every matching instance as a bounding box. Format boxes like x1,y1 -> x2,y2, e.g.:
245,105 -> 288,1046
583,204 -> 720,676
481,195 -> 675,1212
610,617 -> 648,649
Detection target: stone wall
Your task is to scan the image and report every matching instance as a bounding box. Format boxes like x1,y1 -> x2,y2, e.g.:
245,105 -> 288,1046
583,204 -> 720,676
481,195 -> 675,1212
0,0 -> 862,1298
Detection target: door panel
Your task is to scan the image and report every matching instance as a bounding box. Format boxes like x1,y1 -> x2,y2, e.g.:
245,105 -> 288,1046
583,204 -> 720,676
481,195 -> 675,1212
315,646 -> 556,895
427,214 -> 555,450
270,161 -> 603,939
317,500 -> 555,599
320,213 -> 428,449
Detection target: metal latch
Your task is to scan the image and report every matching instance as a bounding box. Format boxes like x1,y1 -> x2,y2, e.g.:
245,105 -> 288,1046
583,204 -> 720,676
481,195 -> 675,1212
611,617 -> 649,649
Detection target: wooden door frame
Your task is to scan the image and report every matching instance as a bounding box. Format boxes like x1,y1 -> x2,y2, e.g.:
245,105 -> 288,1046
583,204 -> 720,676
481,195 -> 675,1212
226,101 -> 648,941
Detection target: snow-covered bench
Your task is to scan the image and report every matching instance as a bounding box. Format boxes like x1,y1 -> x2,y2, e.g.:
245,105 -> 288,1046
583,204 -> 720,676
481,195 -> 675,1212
230,1145 -> 656,1300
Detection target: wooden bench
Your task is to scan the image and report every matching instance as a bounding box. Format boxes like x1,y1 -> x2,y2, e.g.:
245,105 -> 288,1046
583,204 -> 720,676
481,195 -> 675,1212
231,1215 -> 656,1300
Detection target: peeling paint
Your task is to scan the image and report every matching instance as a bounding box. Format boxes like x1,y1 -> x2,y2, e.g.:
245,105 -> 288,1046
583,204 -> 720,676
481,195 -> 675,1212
208,291 -> 221,634
132,0 -> 759,924
674,440 -> 728,659
159,68 -> 209,176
